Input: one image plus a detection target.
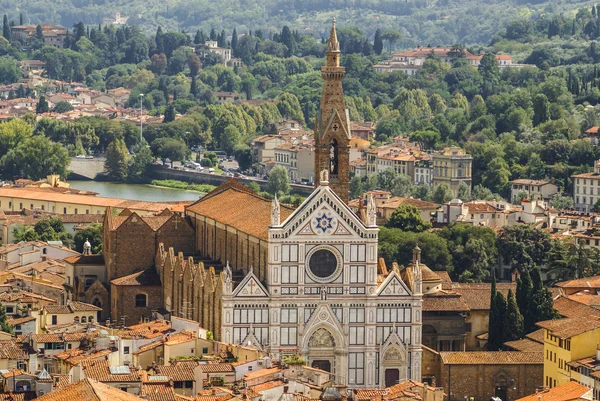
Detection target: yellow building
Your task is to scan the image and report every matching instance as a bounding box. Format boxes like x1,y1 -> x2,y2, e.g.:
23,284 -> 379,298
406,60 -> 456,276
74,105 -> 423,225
537,316 -> 600,388
432,146 -> 472,197
0,187 -> 188,216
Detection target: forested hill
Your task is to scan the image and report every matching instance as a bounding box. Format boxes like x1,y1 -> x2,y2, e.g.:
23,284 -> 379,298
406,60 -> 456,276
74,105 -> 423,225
3,0 -> 599,46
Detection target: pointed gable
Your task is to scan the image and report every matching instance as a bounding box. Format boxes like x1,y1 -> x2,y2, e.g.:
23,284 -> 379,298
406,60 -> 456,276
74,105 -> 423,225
378,271 -> 412,296
233,269 -> 269,298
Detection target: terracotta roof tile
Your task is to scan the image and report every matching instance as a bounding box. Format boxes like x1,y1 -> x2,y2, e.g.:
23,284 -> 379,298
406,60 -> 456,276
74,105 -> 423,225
537,316 -> 600,339
515,381 -> 592,401
81,359 -> 141,382
243,367 -> 281,380
440,351 -> 543,365
141,382 -> 178,401
451,283 -> 516,310
250,379 -> 285,393
186,180 -> 294,240
35,377 -> 145,401
422,291 -> 469,312
63,255 -> 105,265
555,275 -> 600,289
54,348 -> 113,366
156,364 -> 197,382
553,296 -> 600,318
198,363 -> 234,373
503,338 -> 544,353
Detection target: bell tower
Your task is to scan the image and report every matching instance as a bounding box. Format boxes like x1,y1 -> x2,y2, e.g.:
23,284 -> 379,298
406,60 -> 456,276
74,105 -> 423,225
314,17 -> 351,203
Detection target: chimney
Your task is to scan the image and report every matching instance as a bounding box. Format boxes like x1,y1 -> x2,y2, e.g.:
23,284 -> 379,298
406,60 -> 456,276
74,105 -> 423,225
284,386 -> 289,393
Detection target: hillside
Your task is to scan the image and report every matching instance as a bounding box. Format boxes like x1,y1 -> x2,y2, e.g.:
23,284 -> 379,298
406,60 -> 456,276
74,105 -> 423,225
2,0 -> 599,46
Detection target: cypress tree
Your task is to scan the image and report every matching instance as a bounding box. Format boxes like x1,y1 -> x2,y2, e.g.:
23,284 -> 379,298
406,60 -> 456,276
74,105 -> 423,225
231,28 -> 238,57
194,30 -> 202,45
489,291 -> 507,351
163,103 -> 176,123
155,26 -> 164,54
374,28 -> 383,55
19,13 -> 23,26
488,271 -> 501,350
3,15 -> 11,41
190,75 -> 198,97
502,290 -> 524,344
516,267 -> 532,320
525,267 -> 556,333
36,95 -> 49,114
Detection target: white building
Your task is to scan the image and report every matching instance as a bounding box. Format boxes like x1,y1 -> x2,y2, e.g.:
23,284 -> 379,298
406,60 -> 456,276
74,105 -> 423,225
221,177 -> 423,388
572,160 -> 600,212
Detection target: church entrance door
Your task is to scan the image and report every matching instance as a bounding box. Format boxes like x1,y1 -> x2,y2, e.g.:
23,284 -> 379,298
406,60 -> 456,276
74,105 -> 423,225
312,360 -> 331,372
385,369 -> 400,387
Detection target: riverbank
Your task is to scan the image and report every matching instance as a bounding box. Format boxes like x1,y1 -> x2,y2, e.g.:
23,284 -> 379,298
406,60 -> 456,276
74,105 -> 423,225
68,181 -> 204,202
150,180 -> 216,193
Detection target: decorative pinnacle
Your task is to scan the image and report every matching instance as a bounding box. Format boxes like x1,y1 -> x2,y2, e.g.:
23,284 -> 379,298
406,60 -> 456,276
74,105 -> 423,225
328,17 -> 340,52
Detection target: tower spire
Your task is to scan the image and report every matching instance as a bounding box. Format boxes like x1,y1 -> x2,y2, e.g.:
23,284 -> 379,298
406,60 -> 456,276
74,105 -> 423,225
314,17 -> 351,203
327,17 -> 340,53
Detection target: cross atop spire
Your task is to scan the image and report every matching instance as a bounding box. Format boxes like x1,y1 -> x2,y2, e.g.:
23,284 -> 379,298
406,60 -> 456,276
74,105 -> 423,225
327,17 -> 340,53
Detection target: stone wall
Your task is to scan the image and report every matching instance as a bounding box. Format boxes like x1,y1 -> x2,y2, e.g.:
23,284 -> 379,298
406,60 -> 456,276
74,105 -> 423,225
111,283 -> 163,327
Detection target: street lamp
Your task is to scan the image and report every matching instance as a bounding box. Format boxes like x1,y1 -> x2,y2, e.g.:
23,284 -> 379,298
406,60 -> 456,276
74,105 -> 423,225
139,93 -> 145,143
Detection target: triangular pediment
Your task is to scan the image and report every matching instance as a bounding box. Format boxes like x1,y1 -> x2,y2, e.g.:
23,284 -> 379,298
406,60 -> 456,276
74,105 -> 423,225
302,304 -> 346,349
277,184 -> 373,240
322,109 -> 351,141
232,270 -> 268,298
377,271 -> 412,296
241,328 -> 265,349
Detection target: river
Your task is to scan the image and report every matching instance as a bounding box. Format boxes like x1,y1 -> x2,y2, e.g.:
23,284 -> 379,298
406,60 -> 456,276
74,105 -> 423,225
69,181 -> 204,202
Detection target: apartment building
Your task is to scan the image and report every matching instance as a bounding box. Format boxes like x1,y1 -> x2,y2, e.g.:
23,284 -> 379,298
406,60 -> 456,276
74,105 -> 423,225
432,147 -> 473,196
511,179 -> 559,202
572,160 -> 600,212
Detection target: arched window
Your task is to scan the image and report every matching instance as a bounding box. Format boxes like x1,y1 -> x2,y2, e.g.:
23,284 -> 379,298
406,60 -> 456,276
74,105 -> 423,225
88,316 -> 94,323
135,294 -> 147,307
74,316 -> 80,323
81,316 -> 87,323
42,248 -> 47,255
330,139 -> 339,175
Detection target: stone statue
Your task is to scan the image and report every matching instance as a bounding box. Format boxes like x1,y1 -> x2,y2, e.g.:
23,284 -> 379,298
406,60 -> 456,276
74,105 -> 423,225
367,193 -> 377,226
271,195 -> 280,226
320,169 -> 329,183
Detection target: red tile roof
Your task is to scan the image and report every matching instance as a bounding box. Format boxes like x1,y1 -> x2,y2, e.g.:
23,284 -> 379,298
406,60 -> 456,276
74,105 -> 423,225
515,381 -> 592,401
440,351 -> 543,365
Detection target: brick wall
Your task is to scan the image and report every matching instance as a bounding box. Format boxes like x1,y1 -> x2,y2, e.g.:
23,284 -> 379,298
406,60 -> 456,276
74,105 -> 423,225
111,284 -> 163,327
113,215 -> 156,280
439,363 -> 543,401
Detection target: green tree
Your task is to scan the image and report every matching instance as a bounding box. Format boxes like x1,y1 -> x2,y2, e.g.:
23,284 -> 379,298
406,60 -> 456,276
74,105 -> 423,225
0,302 -> 12,334
74,223 -> 103,254
386,205 -> 431,232
551,194 -> 574,210
525,267 -> 557,333
482,157 -> 510,194
433,183 -> 452,203
53,101 -> 74,113
36,95 -> 49,114
151,137 -> 189,167
13,225 -> 39,242
373,28 -> 383,55
3,15 -> 10,42
127,142 -> 153,183
381,30 -> 401,53
163,103 -> 176,123
516,267 -> 533,320
410,130 -> 440,150
533,94 -> 550,127
266,165 -> 291,196
221,124 -> 241,154
502,289 -> 524,343
488,272 -> 506,351
350,176 -> 364,200
277,92 -> 304,124
478,53 -> 501,85
457,181 -> 471,200
379,227 -> 452,272
1,136 -> 69,180
104,138 -> 129,181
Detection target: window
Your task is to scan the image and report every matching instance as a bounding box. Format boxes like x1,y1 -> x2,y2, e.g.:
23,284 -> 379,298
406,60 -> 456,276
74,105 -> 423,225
350,265 -> 366,283
81,316 -> 87,323
135,294 -> 147,307
74,316 -> 80,323
124,346 -> 130,354
349,327 -> 365,345
51,315 -> 57,325
349,307 -> 365,323
202,347 -> 209,353
281,266 -> 298,284
248,366 -> 253,371
19,203 -> 22,209
350,245 -> 366,262
233,306 -> 268,324
5,306 -> 13,314
74,208 -> 78,214
280,327 -> 297,345
89,316 -> 94,323
281,308 -> 298,324
63,208 -> 67,213
348,353 -> 364,385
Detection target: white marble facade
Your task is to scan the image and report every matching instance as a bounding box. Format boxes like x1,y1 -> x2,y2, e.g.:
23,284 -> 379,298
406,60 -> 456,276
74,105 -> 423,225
221,179 -> 423,388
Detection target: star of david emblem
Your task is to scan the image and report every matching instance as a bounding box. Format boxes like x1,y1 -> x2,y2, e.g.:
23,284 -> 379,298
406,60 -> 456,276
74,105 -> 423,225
315,213 -> 333,233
